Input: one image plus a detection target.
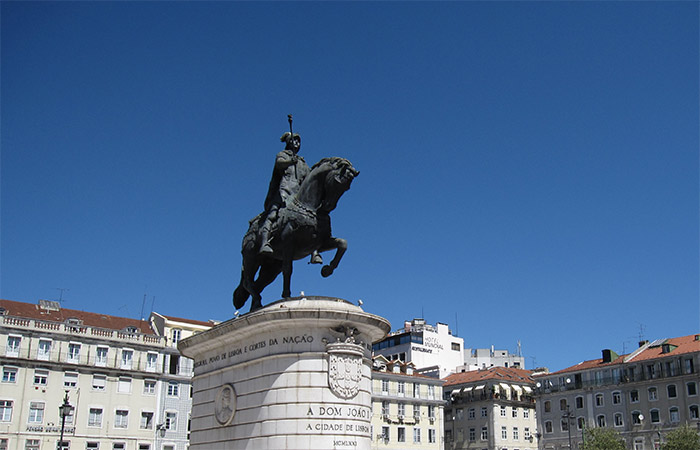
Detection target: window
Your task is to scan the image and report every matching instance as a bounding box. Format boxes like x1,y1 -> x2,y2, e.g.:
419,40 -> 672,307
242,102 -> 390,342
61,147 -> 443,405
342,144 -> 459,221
456,408 -> 463,420
428,385 -> 435,399
512,407 -> 518,418
398,403 -> 405,417
381,401 -> 389,416
114,410 -> 128,428
381,426 -> 389,441
143,379 -> 156,395
34,369 -> 48,386
167,381 -> 179,397
575,396 -> 584,409
398,381 -> 405,396
481,407 -> 487,417
544,421 -> 553,433
56,440 -> 69,450
501,406 -> 507,417
501,426 -> 507,439
428,405 -> 436,419
86,443 -> 99,450
687,382 -> 697,396
120,350 -> 133,370
630,390 -> 639,402
561,418 -> 569,431
397,427 -> 405,442
648,387 -> 658,401
667,384 -> 677,398
577,417 -> 585,430
2,367 -> 17,383
650,409 -> 660,423
595,393 -> 604,406
0,401 -> 13,422
25,440 -> 40,450
381,379 -> 389,394
451,342 -> 461,351
165,412 -> 177,430
481,427 -> 488,440
92,375 -> 106,391
64,372 -> 78,388
632,411 -> 642,425
117,377 -> 131,394
689,405 -> 699,419
413,383 -> 420,398
28,402 -> 44,423
6,336 -> 20,357
596,414 -> 606,427
171,329 -> 182,346
523,409 -> 529,419
413,404 -> 420,420
544,400 -> 551,412
428,428 -> 436,443
413,427 -> 421,443
683,358 -> 694,374
612,391 -> 621,404
524,428 -> 531,440
67,343 -> 81,363
0,440 -> 5,450
614,413 -> 623,427
146,353 -> 158,371
669,407 -> 680,423
559,399 -> 568,411
140,411 -> 153,429
513,427 -> 519,440
95,347 -> 108,366
469,428 -> 476,441
88,408 -> 103,427
112,444 -> 124,450
38,340 -> 51,360
468,407 -> 475,419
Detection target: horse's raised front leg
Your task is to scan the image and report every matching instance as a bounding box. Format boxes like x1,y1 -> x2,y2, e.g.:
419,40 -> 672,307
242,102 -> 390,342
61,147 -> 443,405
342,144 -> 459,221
320,237 -> 347,278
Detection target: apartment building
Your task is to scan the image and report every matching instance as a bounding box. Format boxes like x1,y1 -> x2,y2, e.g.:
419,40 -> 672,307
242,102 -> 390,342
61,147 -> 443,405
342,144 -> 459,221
0,299 -> 166,450
533,334 -> 700,450
443,366 -> 537,450
371,356 -> 446,450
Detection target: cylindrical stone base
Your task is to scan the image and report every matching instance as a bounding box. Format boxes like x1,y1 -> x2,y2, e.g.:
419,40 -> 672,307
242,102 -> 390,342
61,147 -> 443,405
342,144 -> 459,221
178,297 -> 390,450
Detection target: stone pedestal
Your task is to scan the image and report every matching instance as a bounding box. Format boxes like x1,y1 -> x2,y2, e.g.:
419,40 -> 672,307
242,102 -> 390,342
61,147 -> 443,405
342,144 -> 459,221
178,297 -> 391,450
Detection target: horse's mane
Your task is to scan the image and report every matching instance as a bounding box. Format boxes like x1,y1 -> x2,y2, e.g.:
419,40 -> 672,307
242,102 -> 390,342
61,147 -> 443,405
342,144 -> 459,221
311,157 -> 352,171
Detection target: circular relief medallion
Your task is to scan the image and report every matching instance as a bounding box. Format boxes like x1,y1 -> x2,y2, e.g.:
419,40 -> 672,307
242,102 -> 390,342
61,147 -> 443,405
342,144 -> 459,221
214,383 -> 237,426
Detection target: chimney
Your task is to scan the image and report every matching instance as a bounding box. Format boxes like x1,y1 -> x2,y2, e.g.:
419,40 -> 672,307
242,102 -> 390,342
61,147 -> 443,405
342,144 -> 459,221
638,340 -> 649,348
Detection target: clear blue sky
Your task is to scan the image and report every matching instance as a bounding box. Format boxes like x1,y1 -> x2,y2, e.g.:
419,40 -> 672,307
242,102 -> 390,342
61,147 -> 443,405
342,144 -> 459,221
2,1 -> 698,372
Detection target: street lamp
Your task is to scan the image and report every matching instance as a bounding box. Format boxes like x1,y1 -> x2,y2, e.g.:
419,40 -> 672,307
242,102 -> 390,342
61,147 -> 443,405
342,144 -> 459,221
57,391 -> 74,450
562,409 -> 575,450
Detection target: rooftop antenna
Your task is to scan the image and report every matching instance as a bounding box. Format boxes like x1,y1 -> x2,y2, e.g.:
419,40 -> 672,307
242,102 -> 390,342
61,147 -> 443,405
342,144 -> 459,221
54,288 -> 70,303
140,293 -> 147,321
149,296 -> 156,316
638,323 -> 646,342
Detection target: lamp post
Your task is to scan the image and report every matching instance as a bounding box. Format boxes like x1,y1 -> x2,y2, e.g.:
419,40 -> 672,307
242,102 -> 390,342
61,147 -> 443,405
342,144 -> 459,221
57,391 -> 74,450
562,409 -> 575,450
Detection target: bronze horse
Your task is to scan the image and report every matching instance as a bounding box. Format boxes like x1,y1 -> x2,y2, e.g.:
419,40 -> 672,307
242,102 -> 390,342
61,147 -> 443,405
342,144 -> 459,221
233,157 -> 359,311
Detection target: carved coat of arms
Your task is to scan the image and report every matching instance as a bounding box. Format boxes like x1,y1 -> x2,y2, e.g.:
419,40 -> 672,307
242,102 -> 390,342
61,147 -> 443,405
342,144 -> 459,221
327,341 -> 364,399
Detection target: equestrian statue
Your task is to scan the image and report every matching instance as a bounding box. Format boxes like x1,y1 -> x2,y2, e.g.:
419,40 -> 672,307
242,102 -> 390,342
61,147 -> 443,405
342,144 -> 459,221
233,116 -> 359,312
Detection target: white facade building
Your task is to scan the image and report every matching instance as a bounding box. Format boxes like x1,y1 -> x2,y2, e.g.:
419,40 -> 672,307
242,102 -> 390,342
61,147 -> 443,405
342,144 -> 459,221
460,346 -> 525,372
0,299 -> 167,450
372,319 -> 464,379
371,356 -> 445,450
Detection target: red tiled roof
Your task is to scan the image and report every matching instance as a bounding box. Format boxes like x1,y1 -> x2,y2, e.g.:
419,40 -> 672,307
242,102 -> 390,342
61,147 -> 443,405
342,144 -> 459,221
538,334 -> 700,376
443,366 -> 534,386
630,334 -> 700,362
0,299 -> 156,335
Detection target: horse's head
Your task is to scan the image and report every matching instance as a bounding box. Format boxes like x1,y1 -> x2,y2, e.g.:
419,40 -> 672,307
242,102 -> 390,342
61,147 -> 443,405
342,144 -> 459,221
310,157 -> 359,213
